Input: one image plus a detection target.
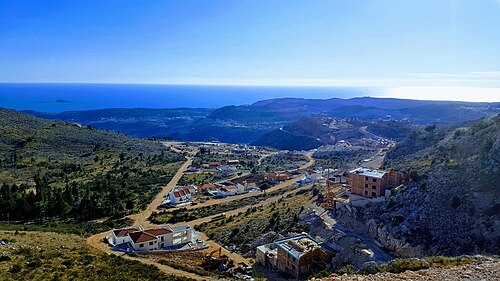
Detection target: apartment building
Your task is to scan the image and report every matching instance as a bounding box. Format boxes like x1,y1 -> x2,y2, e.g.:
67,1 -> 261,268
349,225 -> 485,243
347,168 -> 404,198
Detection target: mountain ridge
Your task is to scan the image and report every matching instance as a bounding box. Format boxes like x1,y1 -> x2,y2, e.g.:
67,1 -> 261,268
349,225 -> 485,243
21,96 -> 500,144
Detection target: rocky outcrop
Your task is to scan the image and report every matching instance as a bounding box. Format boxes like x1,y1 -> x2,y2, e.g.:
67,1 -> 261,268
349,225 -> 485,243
339,115 -> 500,257
314,260 -> 500,281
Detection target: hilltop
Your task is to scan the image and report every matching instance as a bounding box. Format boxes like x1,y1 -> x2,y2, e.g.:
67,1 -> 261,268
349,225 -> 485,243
0,108 -> 182,233
337,114 -> 500,257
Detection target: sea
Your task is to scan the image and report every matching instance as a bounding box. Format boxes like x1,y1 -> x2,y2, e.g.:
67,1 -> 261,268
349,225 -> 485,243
0,83 -> 376,112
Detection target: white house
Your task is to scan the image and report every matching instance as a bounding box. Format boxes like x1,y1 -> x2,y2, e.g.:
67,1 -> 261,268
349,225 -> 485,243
129,231 -> 159,251
186,185 -> 197,195
217,165 -> 237,176
168,186 -> 194,205
221,184 -> 245,196
170,225 -> 193,245
111,224 -> 194,252
110,226 -> 142,246
306,172 -> 323,182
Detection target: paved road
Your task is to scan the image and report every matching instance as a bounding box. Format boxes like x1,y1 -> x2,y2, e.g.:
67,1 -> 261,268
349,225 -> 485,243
312,205 -> 393,263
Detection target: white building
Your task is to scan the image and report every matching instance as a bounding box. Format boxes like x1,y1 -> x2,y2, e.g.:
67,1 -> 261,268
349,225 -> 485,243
129,231 -> 160,251
111,224 -> 195,252
110,226 -> 143,246
217,165 -> 237,175
168,186 -> 196,205
221,184 -> 245,196
306,172 -> 323,182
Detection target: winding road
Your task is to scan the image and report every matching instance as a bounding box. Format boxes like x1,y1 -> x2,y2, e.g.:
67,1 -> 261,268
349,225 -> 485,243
86,146 -> 316,280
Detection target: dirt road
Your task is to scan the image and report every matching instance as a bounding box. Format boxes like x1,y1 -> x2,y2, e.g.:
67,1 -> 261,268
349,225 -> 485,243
160,151 -> 315,212
86,147 -> 317,280
128,156 -> 194,227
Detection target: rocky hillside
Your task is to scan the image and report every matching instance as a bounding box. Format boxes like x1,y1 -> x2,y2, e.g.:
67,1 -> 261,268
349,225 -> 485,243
316,259 -> 499,281
345,114 -> 500,257
252,117 -> 415,150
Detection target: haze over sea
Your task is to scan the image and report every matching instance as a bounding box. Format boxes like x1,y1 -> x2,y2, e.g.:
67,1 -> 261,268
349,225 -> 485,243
0,83 -> 374,113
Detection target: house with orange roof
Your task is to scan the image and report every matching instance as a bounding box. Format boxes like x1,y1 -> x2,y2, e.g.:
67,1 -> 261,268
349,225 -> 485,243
197,183 -> 217,193
168,186 -> 196,205
110,226 -> 143,245
220,183 -> 245,196
128,230 -> 159,251
111,224 -> 195,252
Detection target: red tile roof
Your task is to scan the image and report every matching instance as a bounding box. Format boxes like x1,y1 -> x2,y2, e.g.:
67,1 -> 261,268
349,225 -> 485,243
113,227 -> 141,237
145,227 -> 172,236
199,183 -> 216,190
128,231 -> 158,243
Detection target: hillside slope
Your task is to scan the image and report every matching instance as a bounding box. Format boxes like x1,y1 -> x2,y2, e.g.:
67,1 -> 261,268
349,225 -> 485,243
252,117 -> 415,150
316,258 -> 499,281
23,97 -> 500,144
215,97 -> 499,125
348,114 -> 500,256
0,108 -> 182,223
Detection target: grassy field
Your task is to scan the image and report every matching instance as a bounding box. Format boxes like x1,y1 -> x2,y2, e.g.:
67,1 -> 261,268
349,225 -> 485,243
0,217 -> 132,237
0,231 -> 192,281
178,172 -> 216,186
257,153 -> 308,172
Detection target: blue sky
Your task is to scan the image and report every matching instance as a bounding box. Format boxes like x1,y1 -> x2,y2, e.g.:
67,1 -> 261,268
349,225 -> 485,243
1,0 -> 499,101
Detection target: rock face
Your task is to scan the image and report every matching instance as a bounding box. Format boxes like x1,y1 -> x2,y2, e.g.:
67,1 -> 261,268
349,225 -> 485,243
314,260 -> 500,281
339,115 -> 500,257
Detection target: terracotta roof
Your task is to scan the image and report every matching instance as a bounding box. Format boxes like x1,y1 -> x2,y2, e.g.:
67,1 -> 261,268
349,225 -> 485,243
224,185 -> 238,189
113,227 -> 141,237
173,191 -> 181,198
128,231 -> 158,243
199,183 -> 216,189
145,227 -> 172,236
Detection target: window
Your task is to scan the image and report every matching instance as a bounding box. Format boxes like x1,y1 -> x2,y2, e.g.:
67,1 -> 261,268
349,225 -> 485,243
365,184 -> 368,188
149,241 -> 154,246
372,192 -> 377,197
161,236 -> 164,241
364,191 -> 368,195
372,185 -> 376,189
365,176 -> 369,181
139,243 -> 144,247
372,178 -> 377,182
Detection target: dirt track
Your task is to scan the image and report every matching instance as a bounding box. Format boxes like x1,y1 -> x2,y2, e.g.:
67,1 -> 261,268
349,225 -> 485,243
86,147 -> 316,280
127,156 -> 194,228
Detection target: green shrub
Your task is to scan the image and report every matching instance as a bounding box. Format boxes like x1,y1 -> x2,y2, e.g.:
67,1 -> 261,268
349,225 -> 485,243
335,264 -> 355,275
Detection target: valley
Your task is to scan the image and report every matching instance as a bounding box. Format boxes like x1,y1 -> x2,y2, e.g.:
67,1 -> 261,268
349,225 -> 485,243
0,108 -> 498,281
